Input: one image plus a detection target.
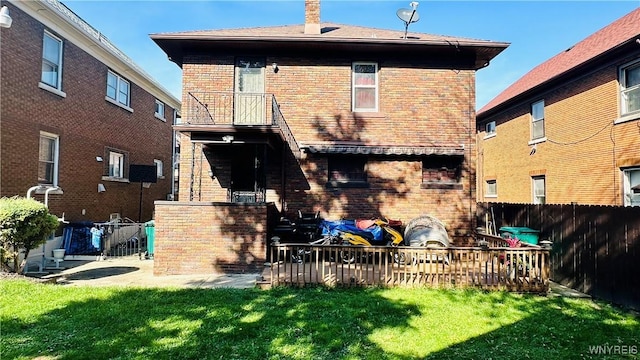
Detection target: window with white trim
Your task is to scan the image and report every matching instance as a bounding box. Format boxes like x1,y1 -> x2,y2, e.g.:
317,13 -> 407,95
109,151 -> 125,178
486,121 -> 496,135
352,62 -> 378,112
106,70 -> 130,107
154,159 -> 163,178
532,176 -> 545,204
41,31 -> 63,90
531,100 -> 545,140
155,100 -> 165,120
486,180 -> 497,197
623,167 -> 640,206
38,132 -> 59,185
620,61 -> 640,116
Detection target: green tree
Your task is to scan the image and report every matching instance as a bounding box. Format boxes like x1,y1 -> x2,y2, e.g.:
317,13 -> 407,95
0,197 -> 60,273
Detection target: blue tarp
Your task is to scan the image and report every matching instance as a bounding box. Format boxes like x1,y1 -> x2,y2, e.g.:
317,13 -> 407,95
320,219 -> 384,243
62,222 -> 101,255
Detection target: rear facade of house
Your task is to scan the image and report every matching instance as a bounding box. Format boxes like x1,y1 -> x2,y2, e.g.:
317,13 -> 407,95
150,0 -> 508,274
0,0 -> 180,222
476,8 -> 640,206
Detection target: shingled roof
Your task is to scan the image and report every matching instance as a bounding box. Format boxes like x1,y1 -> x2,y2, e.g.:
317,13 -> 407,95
478,7 -> 640,117
151,22 -> 508,69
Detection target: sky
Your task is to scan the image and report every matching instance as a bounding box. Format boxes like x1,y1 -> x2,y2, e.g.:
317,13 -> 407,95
63,0 -> 640,110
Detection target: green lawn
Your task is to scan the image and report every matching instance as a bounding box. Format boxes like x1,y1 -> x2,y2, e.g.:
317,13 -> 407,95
1,280 -> 638,360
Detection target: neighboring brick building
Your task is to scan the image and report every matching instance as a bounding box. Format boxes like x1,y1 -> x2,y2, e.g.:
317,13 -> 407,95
0,0 -> 180,222
476,8 -> 640,206
150,0 -> 507,274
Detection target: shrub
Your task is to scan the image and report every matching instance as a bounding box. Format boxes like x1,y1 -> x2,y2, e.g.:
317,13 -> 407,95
0,197 -> 60,273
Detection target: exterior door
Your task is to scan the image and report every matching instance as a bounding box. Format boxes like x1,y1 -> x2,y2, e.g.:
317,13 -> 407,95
230,145 -> 266,203
234,58 -> 265,125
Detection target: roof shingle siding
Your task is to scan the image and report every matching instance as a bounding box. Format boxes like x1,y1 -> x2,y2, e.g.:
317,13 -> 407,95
151,22 -> 499,46
477,7 -> 640,117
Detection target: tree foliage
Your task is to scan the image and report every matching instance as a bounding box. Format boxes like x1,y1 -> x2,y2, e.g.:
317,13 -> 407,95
0,197 -> 60,273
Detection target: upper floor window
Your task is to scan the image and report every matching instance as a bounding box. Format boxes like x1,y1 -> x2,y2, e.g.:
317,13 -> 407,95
106,70 -> 130,108
532,176 -> 546,204
422,156 -> 463,190
328,156 -> 367,188
486,180 -> 497,197
485,121 -> 496,138
531,100 -> 545,140
623,167 -> 640,207
155,100 -> 165,120
620,61 -> 640,117
352,62 -> 378,112
41,31 -> 63,90
38,132 -> 59,186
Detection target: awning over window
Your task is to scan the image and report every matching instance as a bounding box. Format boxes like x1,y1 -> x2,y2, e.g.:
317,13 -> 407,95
301,142 -> 465,156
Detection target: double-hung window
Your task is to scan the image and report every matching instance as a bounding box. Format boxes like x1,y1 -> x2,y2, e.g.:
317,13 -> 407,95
486,180 -> 497,197
531,100 -> 545,140
109,151 -> 125,178
623,168 -> 640,206
532,176 -> 546,204
38,132 -> 59,186
352,62 -> 378,112
41,31 -> 63,91
106,70 -> 131,108
620,61 -> 640,117
155,100 -> 165,120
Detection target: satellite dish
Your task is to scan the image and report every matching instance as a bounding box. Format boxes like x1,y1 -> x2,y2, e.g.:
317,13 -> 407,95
396,2 -> 420,39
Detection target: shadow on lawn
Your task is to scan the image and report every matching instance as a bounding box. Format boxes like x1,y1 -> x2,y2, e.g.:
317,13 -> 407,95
3,286 -> 638,359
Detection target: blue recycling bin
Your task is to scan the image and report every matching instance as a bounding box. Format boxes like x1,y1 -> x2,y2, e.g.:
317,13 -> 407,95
144,220 -> 155,255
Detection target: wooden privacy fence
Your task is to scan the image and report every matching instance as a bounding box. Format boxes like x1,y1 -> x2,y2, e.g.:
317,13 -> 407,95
477,203 -> 640,310
269,243 -> 549,293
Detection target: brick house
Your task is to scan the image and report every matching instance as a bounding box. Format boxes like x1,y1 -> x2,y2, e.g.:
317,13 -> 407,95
0,0 -> 180,223
476,8 -> 640,206
150,0 -> 507,274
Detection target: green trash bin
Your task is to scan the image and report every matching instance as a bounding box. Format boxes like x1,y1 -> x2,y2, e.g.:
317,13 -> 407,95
144,220 -> 155,255
499,226 -> 540,245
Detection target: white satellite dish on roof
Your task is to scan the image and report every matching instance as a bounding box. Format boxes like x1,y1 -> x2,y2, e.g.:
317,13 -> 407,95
397,2 -> 420,39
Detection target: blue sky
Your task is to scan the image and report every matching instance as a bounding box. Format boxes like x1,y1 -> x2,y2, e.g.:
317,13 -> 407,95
65,0 -> 639,109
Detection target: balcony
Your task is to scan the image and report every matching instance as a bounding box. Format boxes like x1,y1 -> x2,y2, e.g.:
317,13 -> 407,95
181,92 -> 300,159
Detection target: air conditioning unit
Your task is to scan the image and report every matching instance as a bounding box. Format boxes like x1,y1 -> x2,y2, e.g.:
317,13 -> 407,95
109,213 -> 121,222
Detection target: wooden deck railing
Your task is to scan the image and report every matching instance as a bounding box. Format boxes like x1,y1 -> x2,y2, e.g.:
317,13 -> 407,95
269,243 -> 550,293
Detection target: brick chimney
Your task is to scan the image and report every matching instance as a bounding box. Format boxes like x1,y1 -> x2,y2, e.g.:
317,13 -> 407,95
304,0 -> 321,35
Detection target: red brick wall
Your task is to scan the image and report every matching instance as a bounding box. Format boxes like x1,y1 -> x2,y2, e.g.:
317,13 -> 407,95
153,201 -> 269,275
0,3 -> 174,222
477,57 -> 640,205
179,55 -> 477,239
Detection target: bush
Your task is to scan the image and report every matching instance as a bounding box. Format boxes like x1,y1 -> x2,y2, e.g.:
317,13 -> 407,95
0,197 -> 60,273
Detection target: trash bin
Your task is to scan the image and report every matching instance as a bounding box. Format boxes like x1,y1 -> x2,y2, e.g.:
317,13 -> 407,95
144,220 -> 155,255
499,226 -> 540,245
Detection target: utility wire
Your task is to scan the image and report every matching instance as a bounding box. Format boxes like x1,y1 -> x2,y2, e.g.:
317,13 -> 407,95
546,121 -> 612,146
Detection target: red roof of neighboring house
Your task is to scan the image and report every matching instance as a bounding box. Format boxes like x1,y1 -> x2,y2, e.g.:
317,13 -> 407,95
478,7 -> 640,116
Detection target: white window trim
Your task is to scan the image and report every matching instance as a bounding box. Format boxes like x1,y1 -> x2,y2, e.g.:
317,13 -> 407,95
531,99 -> 545,141
106,70 -> 133,111
484,121 -> 497,139
619,59 -> 640,118
352,62 -> 378,112
155,100 -> 166,121
622,167 -> 640,207
154,159 -> 164,179
40,30 -> 63,91
39,131 -> 60,186
485,180 -> 497,198
532,176 -> 546,204
38,82 -> 67,98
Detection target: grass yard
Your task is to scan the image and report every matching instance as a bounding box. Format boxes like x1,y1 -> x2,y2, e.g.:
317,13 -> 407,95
1,280 -> 638,360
